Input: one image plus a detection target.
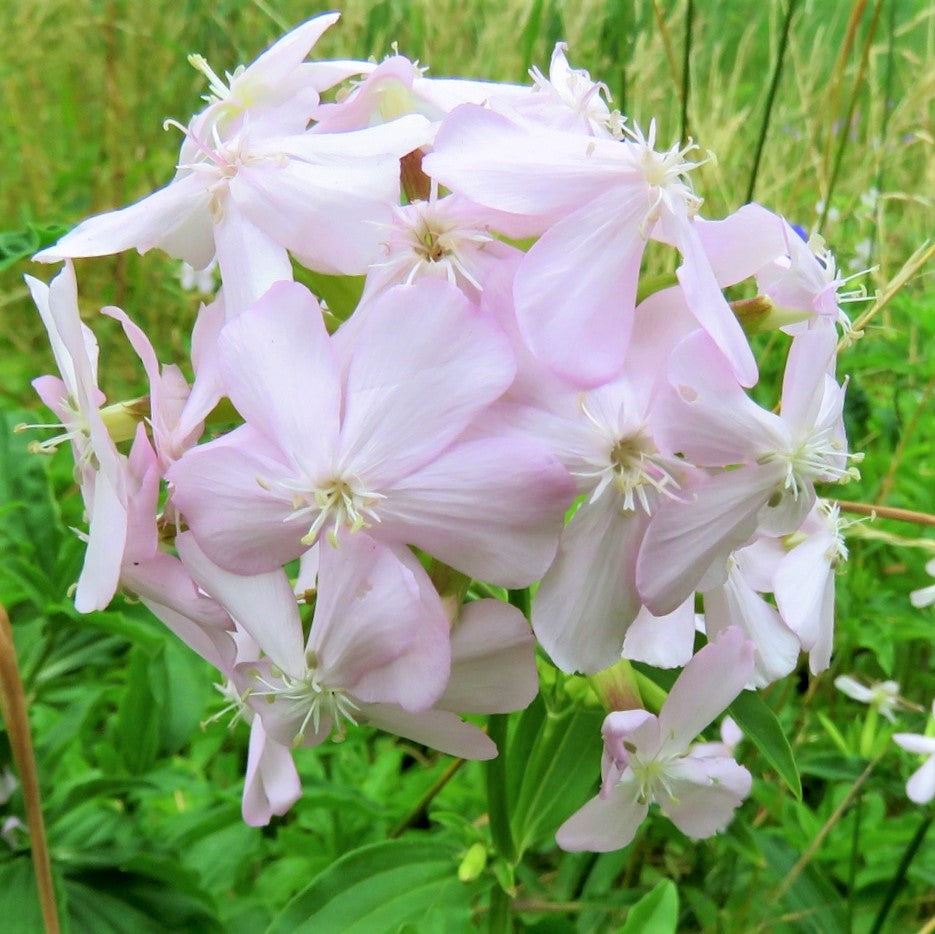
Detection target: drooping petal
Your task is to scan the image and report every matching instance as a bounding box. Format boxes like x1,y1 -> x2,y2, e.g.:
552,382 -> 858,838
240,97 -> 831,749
780,327 -> 838,436
703,568 -> 800,688
35,173 -> 213,266
905,755 -> 935,805
637,463 -> 785,616
656,626 -> 755,757
555,777 -> 648,852
660,208 -> 758,387
213,200 -> 293,319
694,203 -> 787,286
621,599 -> 697,669
533,499 -> 647,674
361,703 -> 497,760
379,435 -> 573,588
437,599 -> 537,714
176,532 -> 305,678
74,468 -> 127,613
242,718 -> 302,827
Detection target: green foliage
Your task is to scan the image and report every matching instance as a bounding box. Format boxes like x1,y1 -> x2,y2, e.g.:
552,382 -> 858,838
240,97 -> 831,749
0,2 -> 933,931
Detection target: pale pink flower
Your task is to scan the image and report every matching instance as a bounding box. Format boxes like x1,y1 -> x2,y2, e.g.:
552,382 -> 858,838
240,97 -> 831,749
424,106 -> 757,387
24,263 -> 127,612
557,628 -> 755,852
168,279 -> 572,587
638,326 -> 855,615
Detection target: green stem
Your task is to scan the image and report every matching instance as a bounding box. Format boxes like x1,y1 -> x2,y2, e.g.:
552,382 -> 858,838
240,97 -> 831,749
679,0 -> 694,146
745,0 -> 800,203
869,815 -> 932,934
487,882 -> 511,933
846,789 -> 862,932
486,714 -> 516,865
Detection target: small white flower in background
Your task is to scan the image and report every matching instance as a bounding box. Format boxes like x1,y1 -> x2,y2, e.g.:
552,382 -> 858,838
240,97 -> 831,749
892,701 -> 935,804
910,558 -> 935,609
859,187 -> 880,215
0,769 -> 16,806
814,200 -> 840,223
179,258 -> 218,294
0,817 -> 24,849
852,238 -> 872,268
834,675 -> 901,722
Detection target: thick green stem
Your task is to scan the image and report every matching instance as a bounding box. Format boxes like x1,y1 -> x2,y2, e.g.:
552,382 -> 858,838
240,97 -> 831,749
486,713 -> 516,866
487,882 -> 511,933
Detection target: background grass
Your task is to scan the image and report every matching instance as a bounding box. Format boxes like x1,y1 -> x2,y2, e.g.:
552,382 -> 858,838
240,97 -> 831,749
0,1 -> 933,931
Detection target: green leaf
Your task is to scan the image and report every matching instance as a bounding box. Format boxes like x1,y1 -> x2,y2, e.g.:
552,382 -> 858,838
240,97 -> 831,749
0,859 -> 48,933
510,702 -> 604,856
618,880 -> 679,934
297,270 -> 365,321
265,839 -> 477,934
115,645 -> 163,774
729,689 -> 802,800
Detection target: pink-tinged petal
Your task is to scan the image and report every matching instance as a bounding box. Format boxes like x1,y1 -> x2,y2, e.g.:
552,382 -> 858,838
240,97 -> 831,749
242,718 -> 302,827
694,203 -> 787,286
413,76 -> 529,114
637,463 -> 785,616
286,114 -> 433,160
218,281 -> 340,466
213,201 -> 293,319
621,599 -> 697,669
361,703 -> 497,760
35,173 -> 213,266
806,572 -> 836,675
175,532 -> 305,678
657,755 -> 751,838
74,469 -> 127,613
905,756 -> 935,805
892,734 -> 935,756
780,327 -> 838,435
556,778 -> 648,852
245,13 -> 341,90
774,528 -> 834,651
168,426 -> 307,573
174,297 -> 226,447
123,425 -> 160,561
513,189 -> 644,387
424,105 -> 626,223
703,570 -> 800,688
310,535 -> 449,712
660,208 -> 757,387
139,594 -> 236,675
338,281 -> 515,486
533,500 -> 646,674
380,436 -> 573,588
437,599 -> 537,714
657,627 -> 755,756
656,331 -> 784,466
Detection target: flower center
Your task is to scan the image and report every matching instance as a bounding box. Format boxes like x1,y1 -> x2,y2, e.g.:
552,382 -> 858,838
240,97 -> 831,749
767,428 -> 862,499
269,470 -> 386,548
249,659 -> 361,747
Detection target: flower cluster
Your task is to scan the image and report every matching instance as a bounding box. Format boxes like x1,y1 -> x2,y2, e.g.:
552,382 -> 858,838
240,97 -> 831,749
26,15 -> 862,843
